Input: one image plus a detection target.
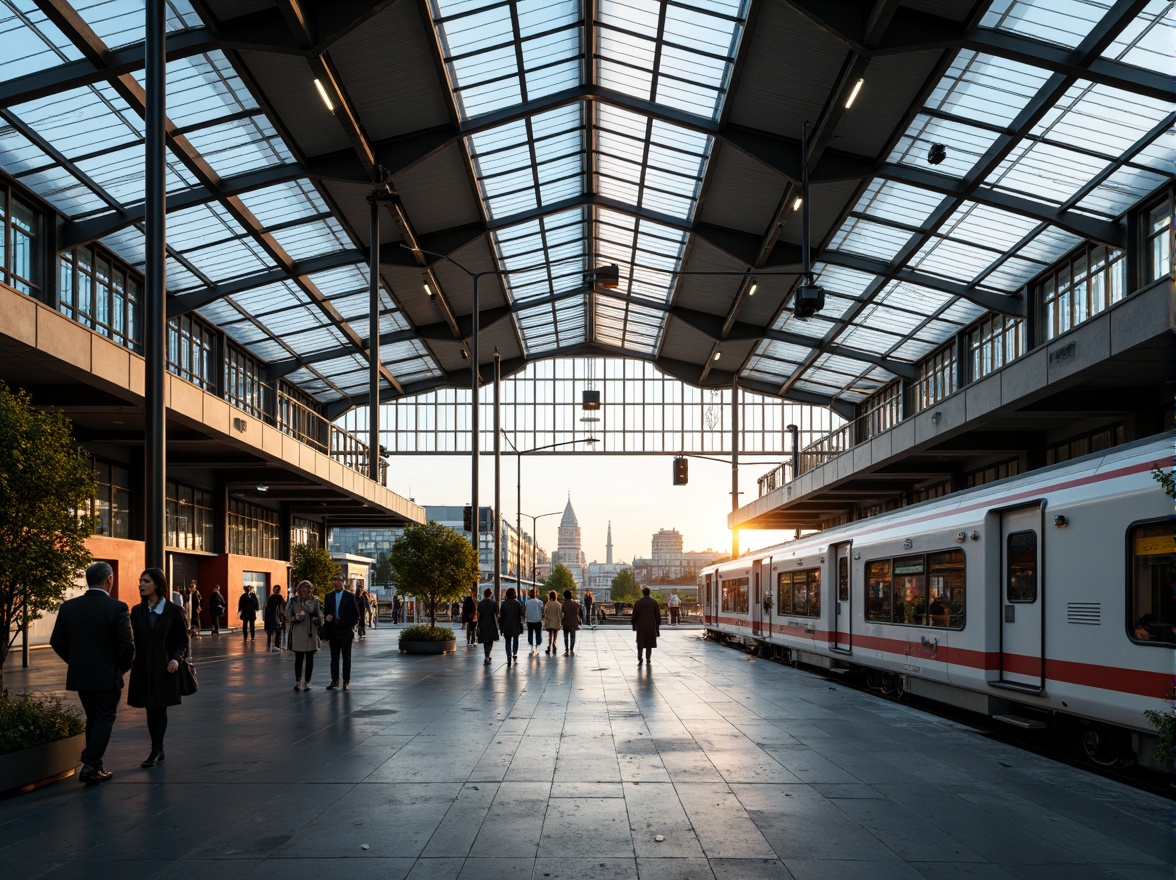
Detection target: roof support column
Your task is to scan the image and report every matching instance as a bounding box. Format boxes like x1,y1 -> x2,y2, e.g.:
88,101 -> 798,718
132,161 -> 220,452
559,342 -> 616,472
368,195 -> 381,485
471,273 -> 480,574
144,0 -> 167,572
493,349 -> 501,606
731,377 -> 740,559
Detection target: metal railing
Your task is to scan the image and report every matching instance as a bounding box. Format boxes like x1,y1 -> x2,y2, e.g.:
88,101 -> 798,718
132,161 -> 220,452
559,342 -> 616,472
757,423 -> 854,497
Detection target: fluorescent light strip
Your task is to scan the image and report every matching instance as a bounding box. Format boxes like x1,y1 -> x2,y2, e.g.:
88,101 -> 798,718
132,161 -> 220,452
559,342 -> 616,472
845,78 -> 864,109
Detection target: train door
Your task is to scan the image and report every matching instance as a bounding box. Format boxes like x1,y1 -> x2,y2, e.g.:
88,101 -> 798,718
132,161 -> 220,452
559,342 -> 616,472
999,504 -> 1044,690
831,542 -> 852,652
752,559 -> 763,635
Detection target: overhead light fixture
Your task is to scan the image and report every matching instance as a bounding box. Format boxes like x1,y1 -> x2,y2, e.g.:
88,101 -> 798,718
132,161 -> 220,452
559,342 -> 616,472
424,282 -> 434,298
256,483 -> 269,492
590,264 -> 620,288
713,351 -> 721,361
459,347 -> 469,360
927,142 -> 947,165
748,283 -> 757,297
845,77 -> 864,109
313,78 -> 335,113
792,196 -> 802,211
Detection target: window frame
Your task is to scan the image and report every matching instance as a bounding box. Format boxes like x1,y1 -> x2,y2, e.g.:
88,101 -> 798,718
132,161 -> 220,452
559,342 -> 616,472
1125,516 -> 1175,647
863,548 -> 966,629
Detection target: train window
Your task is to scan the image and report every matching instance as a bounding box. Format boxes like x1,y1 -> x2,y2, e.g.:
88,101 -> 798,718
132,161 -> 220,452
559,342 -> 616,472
864,550 -> 965,628
721,576 -> 749,613
777,569 -> 821,617
838,557 -> 849,601
1128,520 -> 1175,646
893,556 -> 926,624
928,550 -> 965,628
866,560 -> 891,621
1006,531 -> 1038,602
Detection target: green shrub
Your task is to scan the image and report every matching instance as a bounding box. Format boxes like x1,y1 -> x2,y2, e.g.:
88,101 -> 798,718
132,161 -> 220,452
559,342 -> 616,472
0,692 -> 84,755
398,624 -> 456,643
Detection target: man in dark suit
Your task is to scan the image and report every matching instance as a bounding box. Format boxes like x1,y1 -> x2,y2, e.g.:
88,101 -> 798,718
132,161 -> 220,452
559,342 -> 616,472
323,574 -> 359,691
50,561 -> 135,785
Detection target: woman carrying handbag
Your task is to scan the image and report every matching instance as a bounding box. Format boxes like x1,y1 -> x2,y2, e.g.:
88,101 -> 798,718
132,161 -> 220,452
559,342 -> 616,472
287,580 -> 323,691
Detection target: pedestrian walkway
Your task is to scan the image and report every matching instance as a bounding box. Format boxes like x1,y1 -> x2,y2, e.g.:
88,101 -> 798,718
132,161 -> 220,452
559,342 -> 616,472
2,627 -> 1170,880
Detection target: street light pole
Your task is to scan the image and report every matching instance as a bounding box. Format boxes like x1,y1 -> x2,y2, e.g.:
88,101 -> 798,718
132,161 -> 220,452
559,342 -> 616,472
521,510 -> 563,589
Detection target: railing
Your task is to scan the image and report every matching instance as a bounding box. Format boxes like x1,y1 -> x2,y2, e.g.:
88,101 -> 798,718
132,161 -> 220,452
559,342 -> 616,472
757,423 -> 854,497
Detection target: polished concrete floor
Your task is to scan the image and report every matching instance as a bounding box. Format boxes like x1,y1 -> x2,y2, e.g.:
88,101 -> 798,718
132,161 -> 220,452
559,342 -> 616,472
2,625 -> 1171,880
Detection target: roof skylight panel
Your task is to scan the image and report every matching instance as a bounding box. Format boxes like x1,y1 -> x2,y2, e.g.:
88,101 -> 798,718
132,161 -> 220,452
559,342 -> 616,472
980,0 -> 1114,49
235,180 -> 328,227
940,202 -> 1041,254
1075,164 -> 1172,217
828,217 -> 911,263
855,180 -> 943,228
13,87 -> 140,156
0,124 -> 50,176
180,236 -> 271,282
981,254 -> 1050,291
182,115 -> 293,179
231,282 -> 305,317
1102,0 -> 1173,70
1,1 -> 83,79
270,218 -> 350,262
15,165 -> 105,215
304,264 -> 371,298
74,0 -> 201,50
1035,83 -> 1171,159
814,264 -> 876,299
911,236 -> 1008,284
73,145 -> 196,205
987,138 -> 1108,206
164,255 -> 203,290
927,52 -> 1051,128
874,279 -> 953,315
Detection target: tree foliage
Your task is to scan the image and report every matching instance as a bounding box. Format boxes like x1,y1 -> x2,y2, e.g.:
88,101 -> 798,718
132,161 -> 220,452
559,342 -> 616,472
610,568 -> 639,604
290,544 -> 340,603
389,520 -> 479,629
0,382 -> 96,694
544,564 -> 578,597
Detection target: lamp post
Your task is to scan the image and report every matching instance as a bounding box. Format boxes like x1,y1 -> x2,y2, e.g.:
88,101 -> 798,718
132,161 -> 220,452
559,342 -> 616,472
502,434 -> 597,591
521,510 -> 563,590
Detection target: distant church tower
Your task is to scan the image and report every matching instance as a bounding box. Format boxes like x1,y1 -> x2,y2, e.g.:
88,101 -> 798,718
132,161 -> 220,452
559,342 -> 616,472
606,521 -> 613,565
552,496 -> 586,584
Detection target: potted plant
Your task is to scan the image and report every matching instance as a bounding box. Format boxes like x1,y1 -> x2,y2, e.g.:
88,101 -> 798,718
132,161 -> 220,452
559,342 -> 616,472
389,521 -> 479,655
398,623 -> 458,654
0,692 -> 84,793
762,594 -> 773,613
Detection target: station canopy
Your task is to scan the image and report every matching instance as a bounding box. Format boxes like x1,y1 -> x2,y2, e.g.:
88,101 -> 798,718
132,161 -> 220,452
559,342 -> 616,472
1,0 -> 1171,416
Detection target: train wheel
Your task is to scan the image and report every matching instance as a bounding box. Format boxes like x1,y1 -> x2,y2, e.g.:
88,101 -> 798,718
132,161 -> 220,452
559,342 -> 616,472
892,674 -> 906,699
865,670 -> 882,692
1081,723 -> 1126,768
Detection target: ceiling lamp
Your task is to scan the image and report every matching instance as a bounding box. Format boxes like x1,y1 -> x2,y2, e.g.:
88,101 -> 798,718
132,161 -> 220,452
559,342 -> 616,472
313,78 -> 335,114
844,78 -> 864,109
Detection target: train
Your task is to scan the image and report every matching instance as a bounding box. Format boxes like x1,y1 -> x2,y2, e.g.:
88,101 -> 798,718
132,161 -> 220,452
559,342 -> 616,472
700,434 -> 1175,771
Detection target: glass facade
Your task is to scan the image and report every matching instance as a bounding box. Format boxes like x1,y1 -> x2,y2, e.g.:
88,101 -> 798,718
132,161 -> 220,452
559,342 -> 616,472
0,185 -> 38,295
968,314 -> 1024,382
89,459 -> 131,539
228,499 -> 280,559
166,479 -> 214,552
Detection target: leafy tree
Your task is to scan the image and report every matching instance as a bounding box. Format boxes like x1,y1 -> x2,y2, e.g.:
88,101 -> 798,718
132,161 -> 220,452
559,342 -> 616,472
0,382 -> 96,694
291,544 -> 340,603
609,568 -> 639,605
544,564 -> 577,597
389,521 -> 479,629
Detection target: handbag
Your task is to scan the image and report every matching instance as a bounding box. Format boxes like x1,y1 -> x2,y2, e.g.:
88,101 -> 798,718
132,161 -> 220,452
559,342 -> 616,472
178,656 -> 198,696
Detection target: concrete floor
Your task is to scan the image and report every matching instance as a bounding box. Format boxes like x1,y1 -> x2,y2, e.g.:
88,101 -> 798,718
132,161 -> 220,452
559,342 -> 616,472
2,625 -> 1171,880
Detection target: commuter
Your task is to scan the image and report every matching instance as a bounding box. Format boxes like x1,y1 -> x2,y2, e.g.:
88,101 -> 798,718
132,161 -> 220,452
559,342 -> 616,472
186,581 -> 203,637
560,590 -> 581,656
128,568 -> 189,769
49,561 -> 135,786
632,586 -> 661,666
542,590 -> 562,655
499,587 -> 524,665
264,585 -> 286,652
238,584 -> 260,641
524,588 -> 545,653
392,593 -> 403,624
929,592 -> 950,627
170,584 -> 188,633
324,574 -> 360,691
355,588 -> 370,640
287,580 -> 323,690
367,590 -> 378,629
209,585 -> 226,635
477,587 -> 500,665
461,587 -> 478,647
584,590 -> 595,629
667,590 -> 681,626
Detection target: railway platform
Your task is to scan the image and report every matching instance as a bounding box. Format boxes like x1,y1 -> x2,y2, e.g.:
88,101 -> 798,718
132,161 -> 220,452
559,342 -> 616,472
1,626 -> 1170,880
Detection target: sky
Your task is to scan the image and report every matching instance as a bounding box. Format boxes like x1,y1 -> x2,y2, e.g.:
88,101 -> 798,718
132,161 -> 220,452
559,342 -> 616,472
389,450 -> 796,565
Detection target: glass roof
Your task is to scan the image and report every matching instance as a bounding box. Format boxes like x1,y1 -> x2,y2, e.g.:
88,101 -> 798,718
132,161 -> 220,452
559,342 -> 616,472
0,0 -> 1168,414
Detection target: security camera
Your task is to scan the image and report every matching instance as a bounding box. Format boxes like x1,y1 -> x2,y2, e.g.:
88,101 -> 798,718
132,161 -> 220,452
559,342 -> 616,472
927,143 -> 947,165
793,286 -> 825,319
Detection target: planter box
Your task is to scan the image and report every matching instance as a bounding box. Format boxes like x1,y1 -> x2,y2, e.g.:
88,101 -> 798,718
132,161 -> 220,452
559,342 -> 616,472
0,734 -> 84,793
399,639 -> 457,655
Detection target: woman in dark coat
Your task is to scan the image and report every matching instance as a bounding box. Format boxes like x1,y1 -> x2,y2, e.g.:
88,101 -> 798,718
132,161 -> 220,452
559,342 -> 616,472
632,587 -> 661,666
128,568 -> 189,768
476,588 -> 499,665
560,590 -> 581,656
498,587 -> 524,666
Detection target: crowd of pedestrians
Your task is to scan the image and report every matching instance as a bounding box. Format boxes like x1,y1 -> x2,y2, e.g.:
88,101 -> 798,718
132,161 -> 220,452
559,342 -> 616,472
48,567 -> 668,788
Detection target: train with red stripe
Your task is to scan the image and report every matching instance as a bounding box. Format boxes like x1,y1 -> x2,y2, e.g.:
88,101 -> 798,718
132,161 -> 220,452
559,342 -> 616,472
700,434 -> 1175,771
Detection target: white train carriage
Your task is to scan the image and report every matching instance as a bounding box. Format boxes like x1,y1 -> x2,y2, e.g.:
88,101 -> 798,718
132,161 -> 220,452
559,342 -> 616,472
701,434 -> 1175,770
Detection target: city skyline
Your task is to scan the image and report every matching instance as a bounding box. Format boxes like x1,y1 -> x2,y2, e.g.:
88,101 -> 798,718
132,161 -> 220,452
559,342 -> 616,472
390,452 -> 796,567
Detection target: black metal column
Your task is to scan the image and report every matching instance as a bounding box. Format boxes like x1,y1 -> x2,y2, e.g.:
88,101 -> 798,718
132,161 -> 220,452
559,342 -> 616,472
368,196 -> 381,484
731,376 -> 739,558
471,273 -> 480,581
493,349 -> 501,605
144,1 -> 167,571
